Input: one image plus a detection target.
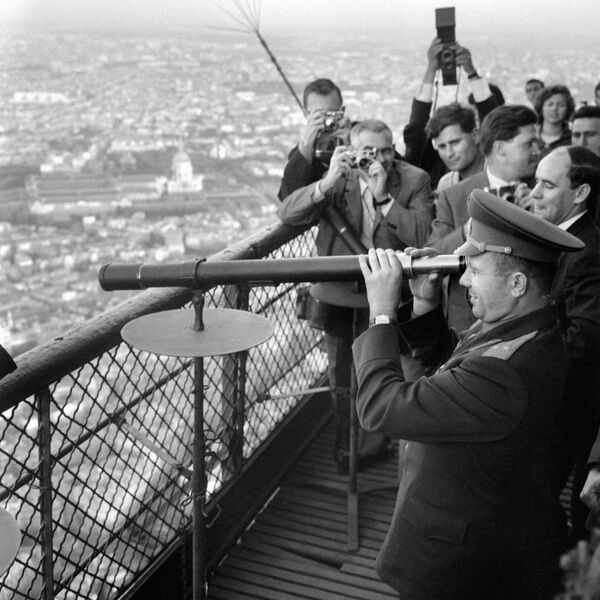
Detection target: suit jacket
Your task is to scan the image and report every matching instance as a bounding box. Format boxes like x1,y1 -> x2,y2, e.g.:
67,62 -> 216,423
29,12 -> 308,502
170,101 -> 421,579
554,213 -> 600,412
353,303 -> 567,599
278,159 -> 434,255
427,171 -> 489,332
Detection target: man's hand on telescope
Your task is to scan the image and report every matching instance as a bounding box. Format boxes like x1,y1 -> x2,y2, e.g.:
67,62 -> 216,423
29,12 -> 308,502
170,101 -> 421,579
359,248 -> 403,319
404,247 -> 443,316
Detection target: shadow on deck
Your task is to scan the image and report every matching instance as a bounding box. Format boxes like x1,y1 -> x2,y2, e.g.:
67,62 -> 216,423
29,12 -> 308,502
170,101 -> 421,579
208,422 -> 400,599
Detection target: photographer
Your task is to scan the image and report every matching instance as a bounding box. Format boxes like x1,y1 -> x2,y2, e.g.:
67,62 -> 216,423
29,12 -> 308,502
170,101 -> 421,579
278,119 -> 433,471
403,38 -> 498,188
277,78 -> 350,201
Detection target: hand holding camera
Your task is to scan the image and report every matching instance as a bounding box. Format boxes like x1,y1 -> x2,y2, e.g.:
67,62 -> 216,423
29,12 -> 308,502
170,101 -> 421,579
319,145 -> 353,194
454,44 -> 476,77
298,108 -> 330,161
363,159 -> 388,202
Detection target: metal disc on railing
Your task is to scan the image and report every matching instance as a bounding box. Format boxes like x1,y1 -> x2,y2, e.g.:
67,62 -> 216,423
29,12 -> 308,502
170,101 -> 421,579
0,508 -> 21,576
121,308 -> 274,357
310,282 -> 369,308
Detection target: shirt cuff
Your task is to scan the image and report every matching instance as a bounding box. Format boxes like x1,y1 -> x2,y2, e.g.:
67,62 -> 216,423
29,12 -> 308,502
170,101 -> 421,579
415,83 -> 434,103
311,181 -> 325,204
469,77 -> 492,103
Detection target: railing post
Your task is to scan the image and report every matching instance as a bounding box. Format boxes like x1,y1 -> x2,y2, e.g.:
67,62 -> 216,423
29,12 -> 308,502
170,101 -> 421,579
234,286 -> 249,468
36,387 -> 55,600
219,286 -> 245,475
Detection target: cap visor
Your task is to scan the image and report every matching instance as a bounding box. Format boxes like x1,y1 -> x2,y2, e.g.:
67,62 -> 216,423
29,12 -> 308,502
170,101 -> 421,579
454,239 -> 481,257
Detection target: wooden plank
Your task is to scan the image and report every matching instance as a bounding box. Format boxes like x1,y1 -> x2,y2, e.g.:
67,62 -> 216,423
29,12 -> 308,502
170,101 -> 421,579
213,563 -> 396,600
226,551 -> 395,595
207,421 -> 399,600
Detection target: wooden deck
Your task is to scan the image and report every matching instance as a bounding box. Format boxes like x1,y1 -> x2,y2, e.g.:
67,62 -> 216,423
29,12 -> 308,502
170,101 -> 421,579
207,423 -> 400,599
207,420 -> 575,599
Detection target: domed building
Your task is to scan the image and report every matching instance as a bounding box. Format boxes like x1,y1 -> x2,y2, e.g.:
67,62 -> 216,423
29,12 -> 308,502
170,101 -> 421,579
167,144 -> 204,194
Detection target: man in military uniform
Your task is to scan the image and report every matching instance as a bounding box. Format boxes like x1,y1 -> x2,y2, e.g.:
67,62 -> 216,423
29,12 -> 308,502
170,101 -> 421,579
353,190 -> 583,599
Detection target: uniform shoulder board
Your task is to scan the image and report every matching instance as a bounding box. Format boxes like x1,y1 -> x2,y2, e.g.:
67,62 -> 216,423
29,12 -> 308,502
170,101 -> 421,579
481,330 -> 538,360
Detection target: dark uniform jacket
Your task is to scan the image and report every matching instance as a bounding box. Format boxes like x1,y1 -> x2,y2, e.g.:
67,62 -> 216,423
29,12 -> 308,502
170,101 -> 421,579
353,303 -> 567,600
427,170 -> 489,332
278,159 -> 434,255
0,344 -> 16,381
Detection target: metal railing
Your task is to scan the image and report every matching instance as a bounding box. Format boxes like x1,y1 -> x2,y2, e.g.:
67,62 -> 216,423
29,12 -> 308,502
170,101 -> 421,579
0,221 -> 327,600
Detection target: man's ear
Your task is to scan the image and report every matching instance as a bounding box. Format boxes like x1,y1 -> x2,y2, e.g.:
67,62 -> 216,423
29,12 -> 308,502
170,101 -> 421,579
471,129 -> 480,144
574,183 -> 591,205
493,140 -> 506,158
510,271 -> 528,298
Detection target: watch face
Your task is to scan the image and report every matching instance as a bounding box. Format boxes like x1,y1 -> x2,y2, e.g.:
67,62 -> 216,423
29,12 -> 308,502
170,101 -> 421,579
374,315 -> 391,324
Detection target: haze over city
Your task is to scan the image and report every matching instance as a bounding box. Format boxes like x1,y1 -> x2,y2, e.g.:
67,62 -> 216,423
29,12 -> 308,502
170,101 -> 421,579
2,0 -> 600,46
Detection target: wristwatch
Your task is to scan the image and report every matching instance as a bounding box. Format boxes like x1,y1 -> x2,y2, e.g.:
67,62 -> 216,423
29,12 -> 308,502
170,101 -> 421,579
369,315 -> 398,327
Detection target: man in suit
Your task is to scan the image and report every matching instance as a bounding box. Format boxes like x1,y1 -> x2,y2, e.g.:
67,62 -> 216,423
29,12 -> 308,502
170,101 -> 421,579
403,38 -> 498,189
530,145 -> 600,542
279,119 -> 433,470
354,190 -> 584,600
428,104 -> 541,331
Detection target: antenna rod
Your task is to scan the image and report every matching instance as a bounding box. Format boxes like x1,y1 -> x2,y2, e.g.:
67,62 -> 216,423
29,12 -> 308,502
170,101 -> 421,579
254,30 -> 306,116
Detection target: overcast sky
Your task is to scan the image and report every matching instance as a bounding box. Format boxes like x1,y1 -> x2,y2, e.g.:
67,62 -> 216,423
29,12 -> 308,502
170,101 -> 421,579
2,0 -> 600,41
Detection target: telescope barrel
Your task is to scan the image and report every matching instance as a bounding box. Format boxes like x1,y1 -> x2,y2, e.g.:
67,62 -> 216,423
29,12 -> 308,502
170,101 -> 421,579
99,254 -> 465,291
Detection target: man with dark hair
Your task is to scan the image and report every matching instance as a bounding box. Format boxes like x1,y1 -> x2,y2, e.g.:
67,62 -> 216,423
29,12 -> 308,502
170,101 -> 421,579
427,104 -> 541,330
424,102 -> 483,192
572,104 -> 600,157
403,38 -> 498,188
279,119 -> 433,470
530,146 -> 600,542
277,78 -> 349,200
525,78 -> 545,107
353,191 -> 584,599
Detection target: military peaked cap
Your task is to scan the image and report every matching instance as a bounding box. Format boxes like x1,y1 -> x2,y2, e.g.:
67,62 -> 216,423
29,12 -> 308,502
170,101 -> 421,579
454,190 -> 584,262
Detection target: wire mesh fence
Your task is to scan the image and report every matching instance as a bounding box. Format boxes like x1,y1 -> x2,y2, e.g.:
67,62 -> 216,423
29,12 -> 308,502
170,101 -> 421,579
0,225 -> 327,600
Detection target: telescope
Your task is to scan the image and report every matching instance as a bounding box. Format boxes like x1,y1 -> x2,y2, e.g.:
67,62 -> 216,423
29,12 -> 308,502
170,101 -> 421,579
99,253 -> 465,291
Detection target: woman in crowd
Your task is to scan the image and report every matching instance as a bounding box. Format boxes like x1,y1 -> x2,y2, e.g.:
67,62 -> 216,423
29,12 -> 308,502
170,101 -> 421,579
535,84 -> 575,157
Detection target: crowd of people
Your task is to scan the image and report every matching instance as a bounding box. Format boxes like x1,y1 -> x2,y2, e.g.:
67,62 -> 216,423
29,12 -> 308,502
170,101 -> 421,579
277,38 -> 600,599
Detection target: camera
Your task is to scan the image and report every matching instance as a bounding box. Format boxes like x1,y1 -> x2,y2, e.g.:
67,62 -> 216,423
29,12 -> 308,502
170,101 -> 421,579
497,184 -> 517,204
349,148 -> 377,170
314,112 -> 348,166
435,7 -> 457,86
322,110 -> 344,132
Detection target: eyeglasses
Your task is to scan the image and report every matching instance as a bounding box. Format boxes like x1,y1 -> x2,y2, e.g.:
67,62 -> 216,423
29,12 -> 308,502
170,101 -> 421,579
360,145 -> 395,159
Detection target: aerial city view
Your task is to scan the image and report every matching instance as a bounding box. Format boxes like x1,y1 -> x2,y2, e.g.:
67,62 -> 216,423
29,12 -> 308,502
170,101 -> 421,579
0,1 -> 599,356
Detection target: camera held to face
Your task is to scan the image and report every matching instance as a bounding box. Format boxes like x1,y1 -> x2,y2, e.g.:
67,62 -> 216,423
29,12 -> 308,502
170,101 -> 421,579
348,148 -> 378,170
322,110 -> 345,132
314,111 -> 349,166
